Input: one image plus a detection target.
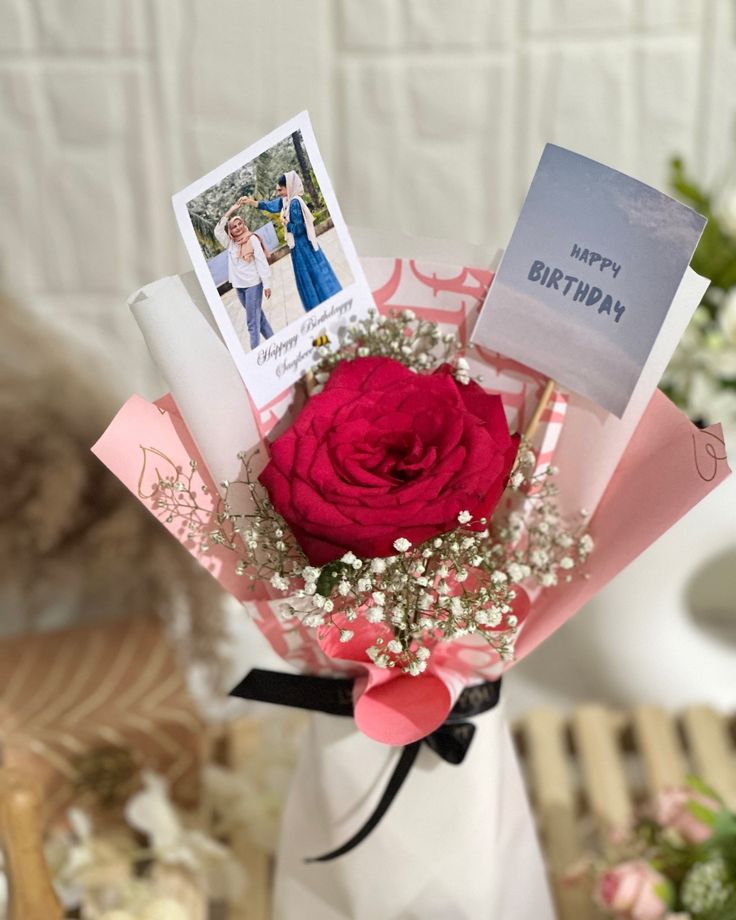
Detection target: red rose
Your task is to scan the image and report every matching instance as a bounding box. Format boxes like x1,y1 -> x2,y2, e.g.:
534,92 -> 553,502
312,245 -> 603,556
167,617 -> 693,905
259,356 -> 518,565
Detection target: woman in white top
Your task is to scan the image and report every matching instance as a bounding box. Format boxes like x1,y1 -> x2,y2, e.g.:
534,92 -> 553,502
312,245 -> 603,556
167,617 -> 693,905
214,199 -> 274,350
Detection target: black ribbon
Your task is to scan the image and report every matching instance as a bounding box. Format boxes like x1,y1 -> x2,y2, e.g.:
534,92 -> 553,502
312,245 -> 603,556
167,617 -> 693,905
229,668 -> 501,861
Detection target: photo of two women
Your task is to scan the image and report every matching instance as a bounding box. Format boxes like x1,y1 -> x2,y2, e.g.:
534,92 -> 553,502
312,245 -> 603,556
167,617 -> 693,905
186,130 -> 354,352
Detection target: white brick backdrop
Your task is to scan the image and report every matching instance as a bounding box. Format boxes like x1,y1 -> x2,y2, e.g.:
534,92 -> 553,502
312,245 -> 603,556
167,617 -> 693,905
1,0 -> 735,393
1,2 -> 735,709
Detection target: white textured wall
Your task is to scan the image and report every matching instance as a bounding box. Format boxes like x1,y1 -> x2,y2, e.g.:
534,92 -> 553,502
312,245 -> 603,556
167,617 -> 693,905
1,0 -> 735,392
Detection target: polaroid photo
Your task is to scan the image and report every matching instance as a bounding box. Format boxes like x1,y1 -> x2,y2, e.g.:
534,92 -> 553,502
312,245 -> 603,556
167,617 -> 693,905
173,111 -> 374,408
472,144 -> 705,418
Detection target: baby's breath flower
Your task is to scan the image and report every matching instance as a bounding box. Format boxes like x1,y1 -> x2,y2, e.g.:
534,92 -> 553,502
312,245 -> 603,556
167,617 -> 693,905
393,537 -> 412,553
370,557 -> 387,574
458,510 -> 472,524
339,629 -> 354,643
302,566 -> 320,583
506,562 -> 527,582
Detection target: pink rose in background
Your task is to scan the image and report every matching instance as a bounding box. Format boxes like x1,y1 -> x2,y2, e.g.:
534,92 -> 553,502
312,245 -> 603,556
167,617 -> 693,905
596,860 -> 671,920
653,786 -> 719,844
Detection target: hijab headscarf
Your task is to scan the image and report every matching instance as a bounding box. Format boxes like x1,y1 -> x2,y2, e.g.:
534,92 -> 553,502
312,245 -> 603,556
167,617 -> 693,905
227,218 -> 255,262
281,171 -> 318,251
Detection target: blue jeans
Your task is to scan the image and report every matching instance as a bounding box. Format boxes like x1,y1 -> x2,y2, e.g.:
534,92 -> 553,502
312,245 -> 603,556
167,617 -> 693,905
236,283 -> 274,349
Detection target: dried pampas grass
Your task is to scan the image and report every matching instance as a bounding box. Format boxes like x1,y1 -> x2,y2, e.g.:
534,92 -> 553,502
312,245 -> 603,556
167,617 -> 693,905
0,292 -> 228,682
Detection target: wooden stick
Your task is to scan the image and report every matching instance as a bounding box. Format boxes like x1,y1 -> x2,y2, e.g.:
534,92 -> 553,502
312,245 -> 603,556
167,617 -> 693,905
303,369 -> 318,397
0,769 -> 64,920
524,378 -> 556,443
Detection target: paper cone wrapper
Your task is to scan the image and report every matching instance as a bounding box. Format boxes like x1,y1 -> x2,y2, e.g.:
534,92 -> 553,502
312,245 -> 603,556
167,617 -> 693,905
273,701 -> 555,920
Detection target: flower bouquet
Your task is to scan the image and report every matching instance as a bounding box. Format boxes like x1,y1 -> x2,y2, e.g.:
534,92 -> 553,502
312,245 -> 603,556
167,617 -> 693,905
92,121 -> 731,919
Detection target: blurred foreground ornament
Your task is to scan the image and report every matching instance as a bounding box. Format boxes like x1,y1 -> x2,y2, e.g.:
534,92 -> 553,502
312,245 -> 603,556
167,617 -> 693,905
0,616 -> 205,825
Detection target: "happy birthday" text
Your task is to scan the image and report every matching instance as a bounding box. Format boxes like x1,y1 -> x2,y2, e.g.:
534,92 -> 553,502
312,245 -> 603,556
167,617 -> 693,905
527,260 -> 626,323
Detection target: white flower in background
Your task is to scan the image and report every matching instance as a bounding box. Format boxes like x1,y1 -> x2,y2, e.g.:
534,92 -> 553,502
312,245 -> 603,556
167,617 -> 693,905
125,772 -> 246,901
44,807 -> 135,910
204,713 -> 304,853
688,371 -> 736,440
719,287 -> 736,346
100,898 -> 189,920
393,537 -> 411,553
717,177 -> 736,237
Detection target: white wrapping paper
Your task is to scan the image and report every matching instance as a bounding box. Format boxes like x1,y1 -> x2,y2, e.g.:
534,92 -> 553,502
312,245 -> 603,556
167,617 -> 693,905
129,273 -> 261,488
274,702 -> 555,920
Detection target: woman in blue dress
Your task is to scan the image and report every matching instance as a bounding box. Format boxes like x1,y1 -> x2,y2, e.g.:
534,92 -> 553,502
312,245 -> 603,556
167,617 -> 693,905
245,171 -> 341,312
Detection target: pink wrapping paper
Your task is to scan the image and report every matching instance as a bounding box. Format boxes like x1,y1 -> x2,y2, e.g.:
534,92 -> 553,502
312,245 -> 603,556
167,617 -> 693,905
515,404 -> 730,658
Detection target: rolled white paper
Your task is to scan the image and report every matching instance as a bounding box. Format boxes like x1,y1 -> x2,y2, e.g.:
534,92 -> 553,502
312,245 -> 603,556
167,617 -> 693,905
129,272 -> 262,493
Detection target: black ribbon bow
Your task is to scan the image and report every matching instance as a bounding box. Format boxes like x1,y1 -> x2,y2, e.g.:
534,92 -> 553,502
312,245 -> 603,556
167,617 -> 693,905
229,668 -> 501,861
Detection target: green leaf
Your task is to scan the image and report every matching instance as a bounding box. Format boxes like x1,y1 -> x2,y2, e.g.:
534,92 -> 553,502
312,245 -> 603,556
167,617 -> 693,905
316,561 -> 348,597
711,809 -> 736,843
698,890 -> 736,920
688,800 -> 718,828
654,878 -> 675,907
